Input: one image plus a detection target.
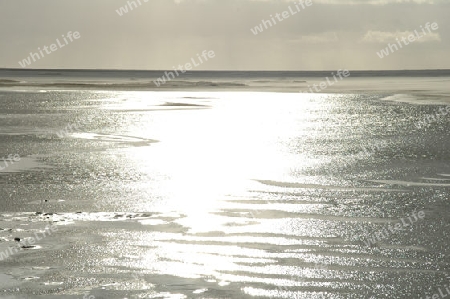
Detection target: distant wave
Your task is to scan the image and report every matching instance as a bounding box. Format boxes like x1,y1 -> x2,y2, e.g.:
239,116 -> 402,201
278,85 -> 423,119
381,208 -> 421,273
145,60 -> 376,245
379,94 -> 450,105
188,81 -> 247,87
0,79 -> 21,84
0,80 -> 248,89
2,69 -> 450,78
37,72 -> 63,76
160,102 -> 208,107
251,80 -> 307,83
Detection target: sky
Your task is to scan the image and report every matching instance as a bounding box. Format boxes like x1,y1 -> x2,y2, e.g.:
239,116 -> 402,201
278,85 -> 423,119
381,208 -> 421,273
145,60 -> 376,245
0,0 -> 448,70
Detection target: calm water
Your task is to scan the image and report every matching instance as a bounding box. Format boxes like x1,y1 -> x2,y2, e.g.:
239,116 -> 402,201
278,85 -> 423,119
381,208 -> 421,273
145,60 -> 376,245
0,80 -> 450,298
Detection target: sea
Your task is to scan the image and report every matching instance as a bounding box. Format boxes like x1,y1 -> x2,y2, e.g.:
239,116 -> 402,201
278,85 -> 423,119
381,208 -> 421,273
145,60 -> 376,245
0,69 -> 449,299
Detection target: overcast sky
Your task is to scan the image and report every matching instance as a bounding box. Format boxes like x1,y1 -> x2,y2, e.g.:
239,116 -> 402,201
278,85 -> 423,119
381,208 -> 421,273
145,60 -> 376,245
0,0 -> 448,70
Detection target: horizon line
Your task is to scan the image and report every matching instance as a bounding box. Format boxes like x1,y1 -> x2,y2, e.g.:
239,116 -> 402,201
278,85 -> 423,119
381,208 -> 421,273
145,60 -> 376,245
1,68 -> 450,72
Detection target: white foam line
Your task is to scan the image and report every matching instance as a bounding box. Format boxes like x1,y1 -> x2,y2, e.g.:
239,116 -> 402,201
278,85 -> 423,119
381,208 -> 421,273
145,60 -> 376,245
421,177 -> 450,181
370,180 -> 450,187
